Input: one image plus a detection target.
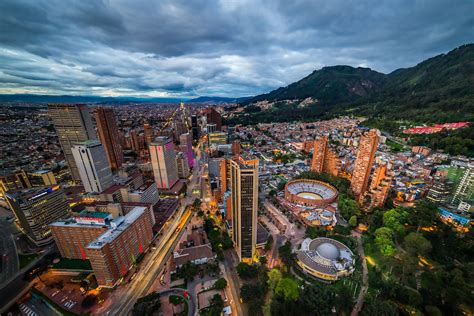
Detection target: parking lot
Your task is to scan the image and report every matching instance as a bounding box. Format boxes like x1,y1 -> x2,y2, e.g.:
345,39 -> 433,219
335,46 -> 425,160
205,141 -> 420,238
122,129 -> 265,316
34,271 -> 101,314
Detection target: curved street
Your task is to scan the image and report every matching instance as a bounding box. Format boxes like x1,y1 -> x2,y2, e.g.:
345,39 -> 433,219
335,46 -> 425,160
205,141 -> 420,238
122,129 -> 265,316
158,288 -> 196,316
351,232 -> 368,316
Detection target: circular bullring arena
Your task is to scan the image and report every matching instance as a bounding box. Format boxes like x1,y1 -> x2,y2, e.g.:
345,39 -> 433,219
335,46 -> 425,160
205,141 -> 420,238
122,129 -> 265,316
284,179 -> 338,207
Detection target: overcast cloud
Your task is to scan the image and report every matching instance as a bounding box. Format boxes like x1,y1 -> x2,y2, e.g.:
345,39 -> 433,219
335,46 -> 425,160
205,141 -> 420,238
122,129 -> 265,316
0,0 -> 473,97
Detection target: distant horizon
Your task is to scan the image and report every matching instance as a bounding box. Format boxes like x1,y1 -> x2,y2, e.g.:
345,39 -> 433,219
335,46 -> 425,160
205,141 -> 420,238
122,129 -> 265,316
1,43 -> 472,101
1,1 -> 472,97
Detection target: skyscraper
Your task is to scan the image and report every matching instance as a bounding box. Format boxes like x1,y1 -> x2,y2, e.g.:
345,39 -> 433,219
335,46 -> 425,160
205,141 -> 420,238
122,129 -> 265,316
230,155 -> 259,262
310,136 -> 340,176
48,104 -> 97,182
95,107 -> 123,171
179,132 -> 194,168
143,123 -> 154,146
5,185 -> 70,246
367,163 -> 393,208
191,115 -> 200,141
176,152 -> 190,179
150,136 -> 179,190
204,108 -> 222,131
350,129 -> 379,203
310,136 -> 328,173
72,140 -> 114,193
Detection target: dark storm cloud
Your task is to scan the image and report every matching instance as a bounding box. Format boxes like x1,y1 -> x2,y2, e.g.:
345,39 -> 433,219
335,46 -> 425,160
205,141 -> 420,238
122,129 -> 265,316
0,0 -> 473,97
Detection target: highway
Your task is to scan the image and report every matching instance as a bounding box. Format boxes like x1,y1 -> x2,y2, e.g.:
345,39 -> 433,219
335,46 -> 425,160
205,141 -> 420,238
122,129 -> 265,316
0,221 -> 19,287
98,141 -> 204,316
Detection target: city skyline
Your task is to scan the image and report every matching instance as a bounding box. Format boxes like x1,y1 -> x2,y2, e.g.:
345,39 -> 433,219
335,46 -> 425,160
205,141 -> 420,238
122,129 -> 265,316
0,1 -> 473,315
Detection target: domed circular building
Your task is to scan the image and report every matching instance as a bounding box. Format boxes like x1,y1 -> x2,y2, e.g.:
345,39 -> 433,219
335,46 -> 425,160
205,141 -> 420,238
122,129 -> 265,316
284,179 -> 338,207
296,237 -> 355,282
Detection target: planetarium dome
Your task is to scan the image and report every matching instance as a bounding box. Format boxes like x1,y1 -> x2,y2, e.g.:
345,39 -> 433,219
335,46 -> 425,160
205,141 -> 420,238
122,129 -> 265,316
316,242 -> 340,260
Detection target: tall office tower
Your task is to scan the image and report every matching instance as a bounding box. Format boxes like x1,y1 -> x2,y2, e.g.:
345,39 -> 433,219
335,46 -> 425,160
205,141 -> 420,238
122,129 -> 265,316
179,133 -> 194,168
310,136 -> 328,173
452,162 -> 474,205
209,132 -> 227,146
129,130 -> 143,152
48,104 -> 97,182
367,163 -> 393,208
172,120 -> 187,141
71,140 -> 114,193
176,152 -> 190,179
150,136 -> 179,190
86,206 -> 154,287
143,123 -> 154,146
5,186 -> 70,246
95,107 -> 123,171
191,115 -> 200,141
350,129 -> 379,203
230,155 -> 259,262
205,108 -> 222,131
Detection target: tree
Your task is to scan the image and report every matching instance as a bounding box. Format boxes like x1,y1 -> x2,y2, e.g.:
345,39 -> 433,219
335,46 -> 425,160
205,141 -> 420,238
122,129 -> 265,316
404,232 -> 432,256
374,227 -> 396,256
383,208 -> 408,237
305,226 -> 326,239
259,256 -> 268,266
409,200 -> 438,231
275,278 -> 299,301
209,293 -> 224,309
278,241 -> 293,267
236,262 -> 259,279
267,269 -> 282,290
213,277 -> 227,290
338,194 -> 360,220
362,298 -> 399,316
349,215 -> 358,227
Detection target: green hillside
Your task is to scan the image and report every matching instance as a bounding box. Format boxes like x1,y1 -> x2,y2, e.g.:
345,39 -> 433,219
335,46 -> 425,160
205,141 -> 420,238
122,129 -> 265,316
237,44 -> 474,124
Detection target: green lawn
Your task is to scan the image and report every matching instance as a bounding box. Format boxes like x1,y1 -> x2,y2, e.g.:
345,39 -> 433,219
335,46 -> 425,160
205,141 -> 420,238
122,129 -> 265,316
18,253 -> 39,269
386,139 -> 404,152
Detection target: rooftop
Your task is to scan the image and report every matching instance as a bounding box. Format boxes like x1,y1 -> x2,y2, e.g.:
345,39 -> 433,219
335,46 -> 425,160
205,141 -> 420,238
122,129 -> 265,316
6,185 -> 61,202
87,206 -> 147,249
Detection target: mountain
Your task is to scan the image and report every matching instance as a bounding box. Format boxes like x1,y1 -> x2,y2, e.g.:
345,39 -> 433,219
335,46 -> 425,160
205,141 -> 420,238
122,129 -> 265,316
236,44 -> 474,125
242,66 -> 387,105
189,96 -> 251,103
0,94 -> 188,104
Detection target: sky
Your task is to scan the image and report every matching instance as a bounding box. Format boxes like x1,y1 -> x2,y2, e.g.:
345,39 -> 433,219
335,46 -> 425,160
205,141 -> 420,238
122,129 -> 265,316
0,0 -> 473,98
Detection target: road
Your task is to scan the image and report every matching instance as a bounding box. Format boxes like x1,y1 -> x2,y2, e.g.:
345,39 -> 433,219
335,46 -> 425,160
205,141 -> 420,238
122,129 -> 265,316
0,221 -> 19,286
223,250 -> 246,316
350,232 -> 368,316
97,144 -> 204,315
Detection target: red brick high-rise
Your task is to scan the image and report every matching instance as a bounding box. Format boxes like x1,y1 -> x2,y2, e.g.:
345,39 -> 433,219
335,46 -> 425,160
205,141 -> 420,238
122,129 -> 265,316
203,108 -> 222,131
310,136 -> 340,176
350,129 -> 379,203
310,136 -> 328,173
95,107 -> 123,170
367,163 -> 393,208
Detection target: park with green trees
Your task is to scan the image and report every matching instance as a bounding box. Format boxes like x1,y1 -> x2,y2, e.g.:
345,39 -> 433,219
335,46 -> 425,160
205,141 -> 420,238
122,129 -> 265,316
360,200 -> 474,315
